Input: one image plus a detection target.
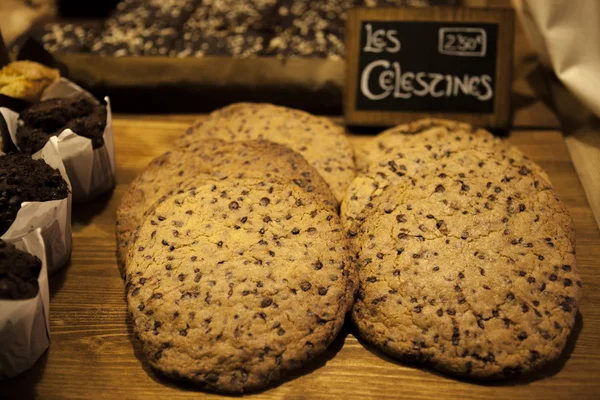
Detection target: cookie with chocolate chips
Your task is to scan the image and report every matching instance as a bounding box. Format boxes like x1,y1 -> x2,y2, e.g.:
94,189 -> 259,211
342,129 -> 562,239
177,103 -> 356,202
117,139 -> 337,268
349,153 -> 580,379
125,179 -> 357,393
116,139 -> 337,265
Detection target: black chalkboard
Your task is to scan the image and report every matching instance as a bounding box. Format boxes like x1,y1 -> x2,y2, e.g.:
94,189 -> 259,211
355,21 -> 498,114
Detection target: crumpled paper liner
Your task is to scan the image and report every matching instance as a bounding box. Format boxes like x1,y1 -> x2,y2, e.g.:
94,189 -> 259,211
0,77 -> 115,202
0,229 -> 50,380
0,137 -> 72,275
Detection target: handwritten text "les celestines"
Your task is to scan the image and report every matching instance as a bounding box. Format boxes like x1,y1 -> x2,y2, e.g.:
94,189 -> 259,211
360,24 -> 493,102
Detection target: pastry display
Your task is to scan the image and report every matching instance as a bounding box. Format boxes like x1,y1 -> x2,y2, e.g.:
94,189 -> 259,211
344,118 -> 581,379
16,94 -> 107,154
0,153 -> 69,235
0,239 -> 42,300
0,0 -> 592,393
114,105 -> 582,390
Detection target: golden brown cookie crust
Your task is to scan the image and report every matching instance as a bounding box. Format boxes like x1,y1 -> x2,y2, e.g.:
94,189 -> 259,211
125,179 -> 357,393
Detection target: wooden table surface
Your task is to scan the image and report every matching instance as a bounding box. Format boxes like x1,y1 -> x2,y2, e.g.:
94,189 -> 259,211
1,114 -> 599,400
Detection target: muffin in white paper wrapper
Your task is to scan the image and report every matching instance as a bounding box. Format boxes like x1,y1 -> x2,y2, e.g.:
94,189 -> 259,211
0,77 -> 115,202
0,229 -> 50,380
0,137 -> 72,275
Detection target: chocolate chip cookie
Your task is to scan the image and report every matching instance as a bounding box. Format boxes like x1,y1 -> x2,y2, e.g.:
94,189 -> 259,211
177,103 -> 356,202
350,154 -> 580,379
116,139 -> 337,267
125,178 -> 357,393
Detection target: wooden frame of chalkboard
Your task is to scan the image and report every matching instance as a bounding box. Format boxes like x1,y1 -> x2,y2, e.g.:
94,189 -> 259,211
344,7 -> 514,129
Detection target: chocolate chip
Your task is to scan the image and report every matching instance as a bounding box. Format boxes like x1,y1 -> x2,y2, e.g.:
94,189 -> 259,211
300,281 -> 311,291
318,287 -> 328,296
261,298 -> 273,307
260,197 -> 270,206
519,166 -> 531,175
229,201 -> 239,210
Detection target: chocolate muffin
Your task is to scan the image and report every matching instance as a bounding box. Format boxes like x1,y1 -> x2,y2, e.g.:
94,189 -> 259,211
16,94 -> 107,154
0,154 -> 70,235
0,239 -> 42,300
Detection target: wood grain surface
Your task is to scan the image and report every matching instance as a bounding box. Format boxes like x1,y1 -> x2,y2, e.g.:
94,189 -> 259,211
1,114 -> 599,400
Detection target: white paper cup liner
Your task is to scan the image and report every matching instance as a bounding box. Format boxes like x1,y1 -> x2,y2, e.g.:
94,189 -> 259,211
1,137 -> 72,275
0,229 -> 51,380
0,77 -> 116,202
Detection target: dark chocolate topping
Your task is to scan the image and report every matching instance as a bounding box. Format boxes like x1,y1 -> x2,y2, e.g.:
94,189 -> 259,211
0,154 -> 69,235
0,239 -> 42,300
17,94 -> 107,154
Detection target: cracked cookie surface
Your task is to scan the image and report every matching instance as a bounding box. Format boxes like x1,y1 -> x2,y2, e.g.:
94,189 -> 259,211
125,179 -> 357,393
342,138 -> 565,241
176,103 -> 356,202
349,156 -> 581,379
117,139 -> 337,267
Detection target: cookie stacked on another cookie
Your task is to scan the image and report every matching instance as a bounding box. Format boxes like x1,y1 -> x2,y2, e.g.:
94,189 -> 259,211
117,138 -> 337,267
118,120 -> 357,392
344,118 -> 581,379
177,103 -> 356,203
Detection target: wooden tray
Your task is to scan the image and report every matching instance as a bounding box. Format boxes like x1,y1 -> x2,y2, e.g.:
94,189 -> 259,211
1,115 -> 599,399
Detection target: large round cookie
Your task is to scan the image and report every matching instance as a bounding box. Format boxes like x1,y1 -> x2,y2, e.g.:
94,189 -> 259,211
125,179 -> 357,393
116,139 -> 337,267
350,159 -> 581,379
177,103 -> 356,202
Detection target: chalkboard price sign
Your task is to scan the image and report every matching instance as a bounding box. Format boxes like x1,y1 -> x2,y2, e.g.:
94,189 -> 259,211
345,7 -> 514,129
